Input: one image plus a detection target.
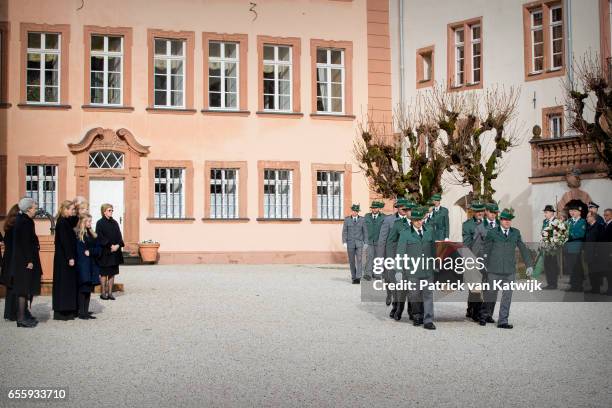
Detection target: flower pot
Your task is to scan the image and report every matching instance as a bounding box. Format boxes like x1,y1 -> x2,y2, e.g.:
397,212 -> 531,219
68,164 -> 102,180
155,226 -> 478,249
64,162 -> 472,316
139,243 -> 160,263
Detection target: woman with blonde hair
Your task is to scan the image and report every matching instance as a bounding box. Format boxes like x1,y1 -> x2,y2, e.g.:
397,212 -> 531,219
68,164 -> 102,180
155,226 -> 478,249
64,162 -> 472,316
75,214 -> 101,319
52,199 -> 78,320
96,203 -> 124,300
73,196 -> 90,217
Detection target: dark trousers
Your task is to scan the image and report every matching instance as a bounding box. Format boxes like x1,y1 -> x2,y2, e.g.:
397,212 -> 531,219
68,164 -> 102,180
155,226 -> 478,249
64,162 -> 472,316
544,253 -> 560,288
482,273 -> 515,325
3,287 -> 17,321
566,252 -> 584,290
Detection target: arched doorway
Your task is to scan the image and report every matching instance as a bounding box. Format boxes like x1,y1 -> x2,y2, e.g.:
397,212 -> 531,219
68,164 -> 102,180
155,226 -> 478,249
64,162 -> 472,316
68,128 -> 150,254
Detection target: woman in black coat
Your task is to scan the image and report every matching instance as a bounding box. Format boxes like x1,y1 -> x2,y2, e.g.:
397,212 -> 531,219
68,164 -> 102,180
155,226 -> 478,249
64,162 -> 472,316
11,198 -> 43,328
75,214 -> 101,319
52,200 -> 78,320
1,205 -> 20,321
585,213 -> 604,294
96,203 -> 124,300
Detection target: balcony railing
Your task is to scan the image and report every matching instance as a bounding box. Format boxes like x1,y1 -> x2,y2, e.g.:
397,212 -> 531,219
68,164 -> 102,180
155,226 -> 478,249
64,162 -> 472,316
530,135 -> 607,179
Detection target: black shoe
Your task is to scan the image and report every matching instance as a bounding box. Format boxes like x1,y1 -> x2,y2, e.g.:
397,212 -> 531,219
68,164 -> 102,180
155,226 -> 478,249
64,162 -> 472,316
394,302 -> 405,321
78,314 -> 90,320
413,319 -> 423,326
485,317 -> 495,324
543,285 -> 557,290
385,292 -> 392,306
389,302 -> 398,318
17,319 -> 37,328
100,294 -> 109,300
479,320 -> 486,326
497,323 -> 514,329
354,279 -> 360,284
53,311 -> 74,321
108,294 -> 116,300
87,314 -> 97,319
423,322 -> 436,330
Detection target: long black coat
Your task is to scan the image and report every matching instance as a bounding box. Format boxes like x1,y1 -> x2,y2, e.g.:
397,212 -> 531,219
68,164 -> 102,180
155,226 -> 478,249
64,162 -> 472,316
95,216 -> 124,267
76,232 -> 101,288
52,216 -> 78,312
11,213 -> 42,297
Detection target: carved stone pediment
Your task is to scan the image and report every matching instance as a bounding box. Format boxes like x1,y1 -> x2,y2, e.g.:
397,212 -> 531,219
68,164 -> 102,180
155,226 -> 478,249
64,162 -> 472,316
68,128 -> 150,156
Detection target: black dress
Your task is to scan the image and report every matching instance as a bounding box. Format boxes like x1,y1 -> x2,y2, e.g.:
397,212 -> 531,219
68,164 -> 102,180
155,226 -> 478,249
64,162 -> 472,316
52,216 -> 78,313
1,230 -> 17,320
11,213 -> 42,297
95,216 -> 124,276
76,232 -> 101,293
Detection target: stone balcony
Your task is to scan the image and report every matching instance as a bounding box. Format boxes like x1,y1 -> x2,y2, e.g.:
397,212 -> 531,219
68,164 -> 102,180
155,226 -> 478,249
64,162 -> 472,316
529,135 -> 608,182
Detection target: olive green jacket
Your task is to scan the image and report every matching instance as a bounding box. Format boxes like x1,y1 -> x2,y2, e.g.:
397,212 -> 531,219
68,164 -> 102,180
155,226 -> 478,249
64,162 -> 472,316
396,225 -> 436,279
364,212 -> 386,244
385,217 -> 410,258
462,217 -> 482,249
483,226 -> 533,276
430,206 -> 449,241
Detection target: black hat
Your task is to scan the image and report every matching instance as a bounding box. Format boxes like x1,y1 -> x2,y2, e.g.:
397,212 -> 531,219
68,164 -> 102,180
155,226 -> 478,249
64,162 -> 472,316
587,201 -> 599,209
543,205 -> 555,212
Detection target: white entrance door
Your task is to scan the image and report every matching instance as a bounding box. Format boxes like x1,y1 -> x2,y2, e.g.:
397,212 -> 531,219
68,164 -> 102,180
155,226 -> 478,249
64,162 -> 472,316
89,179 -> 125,234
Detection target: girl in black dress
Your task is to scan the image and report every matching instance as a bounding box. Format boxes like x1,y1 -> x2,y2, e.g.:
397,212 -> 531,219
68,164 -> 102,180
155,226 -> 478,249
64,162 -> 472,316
96,204 -> 124,300
12,198 -> 43,328
1,205 -> 20,321
75,214 -> 101,319
52,200 -> 78,320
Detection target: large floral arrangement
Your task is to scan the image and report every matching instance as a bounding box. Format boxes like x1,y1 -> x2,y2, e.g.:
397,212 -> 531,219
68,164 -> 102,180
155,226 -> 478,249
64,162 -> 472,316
540,218 -> 569,253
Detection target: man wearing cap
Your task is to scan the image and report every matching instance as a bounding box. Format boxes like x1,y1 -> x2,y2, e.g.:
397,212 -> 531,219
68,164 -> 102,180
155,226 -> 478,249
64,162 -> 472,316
342,204 -> 368,284
565,204 -> 587,292
363,201 -> 386,281
463,201 -> 486,321
430,193 -> 449,242
481,208 -> 533,329
587,202 -> 605,226
385,199 -> 413,319
541,205 -> 560,289
379,199 -> 402,305
397,206 -> 437,330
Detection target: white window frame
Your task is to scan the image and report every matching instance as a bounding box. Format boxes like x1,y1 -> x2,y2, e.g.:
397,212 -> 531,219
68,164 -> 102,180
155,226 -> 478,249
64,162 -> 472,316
26,32 -> 61,104
208,41 -> 239,111
25,164 -> 58,215
154,167 -> 186,219
316,170 -> 344,220
549,5 -> 563,71
549,114 -> 562,138
154,38 -> 186,109
90,35 -> 123,106
262,45 -> 292,112
470,24 -> 481,84
454,28 -> 465,87
531,9 -> 544,74
210,168 -> 239,219
316,48 -> 345,114
263,169 -> 293,219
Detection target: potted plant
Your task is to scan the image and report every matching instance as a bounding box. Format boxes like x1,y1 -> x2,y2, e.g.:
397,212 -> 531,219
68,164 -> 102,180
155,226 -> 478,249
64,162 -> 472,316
138,239 -> 160,263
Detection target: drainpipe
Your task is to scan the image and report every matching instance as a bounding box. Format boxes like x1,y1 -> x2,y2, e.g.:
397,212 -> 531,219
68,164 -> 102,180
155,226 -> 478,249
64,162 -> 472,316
566,0 -> 573,85
399,0 -> 405,107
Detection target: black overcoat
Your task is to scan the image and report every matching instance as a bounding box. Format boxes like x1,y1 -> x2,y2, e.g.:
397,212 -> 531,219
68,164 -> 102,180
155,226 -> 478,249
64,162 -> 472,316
95,217 -> 124,267
11,213 -> 42,297
52,216 -> 78,312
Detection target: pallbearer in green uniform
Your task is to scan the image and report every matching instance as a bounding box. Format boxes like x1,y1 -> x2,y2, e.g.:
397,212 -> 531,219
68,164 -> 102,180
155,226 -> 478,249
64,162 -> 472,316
397,207 -> 437,330
385,199 -> 412,319
565,204 -> 587,291
480,208 -> 533,328
462,201 -> 486,321
342,204 -> 368,284
363,201 -> 386,281
430,193 -> 450,242
471,202 -> 499,322
541,205 -> 560,289
379,199 -> 402,305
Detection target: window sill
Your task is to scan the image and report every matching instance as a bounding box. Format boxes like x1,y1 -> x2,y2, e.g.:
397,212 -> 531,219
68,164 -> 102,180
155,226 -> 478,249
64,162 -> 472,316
146,107 -> 197,114
146,217 -> 196,222
310,113 -> 355,121
201,109 -> 250,116
448,82 -> 482,92
525,68 -> 565,82
202,217 -> 250,222
17,103 -> 71,110
256,217 -> 302,222
255,111 -> 304,118
0,102 -> 11,109
310,218 -> 344,223
82,105 -> 135,112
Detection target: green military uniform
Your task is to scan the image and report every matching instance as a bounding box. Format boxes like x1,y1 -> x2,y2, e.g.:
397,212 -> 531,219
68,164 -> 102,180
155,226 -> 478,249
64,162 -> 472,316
462,201 -> 486,321
565,210 -> 587,290
430,193 -> 450,241
481,209 -> 533,327
363,201 -> 386,279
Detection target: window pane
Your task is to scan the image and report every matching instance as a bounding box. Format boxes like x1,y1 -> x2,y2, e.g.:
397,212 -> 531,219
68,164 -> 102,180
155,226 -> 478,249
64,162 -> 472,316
45,86 -> 58,102
209,92 -> 221,107
171,91 -> 183,106
552,7 -> 562,23
455,29 -> 464,43
154,39 -> 166,55
331,50 -> 342,64
91,56 -> 104,71
225,43 -> 237,58
108,72 -> 121,88
225,78 -> 236,93
91,71 -> 104,87
45,54 -> 58,70
27,53 -> 41,69
317,97 -> 326,112
209,61 -> 221,76
27,70 -> 40,85
552,25 -> 563,40
155,90 -> 167,105
331,68 -> 342,82
331,98 -> 342,112
534,43 -> 544,58
331,83 -> 342,98
45,70 -> 58,86
317,82 -> 327,97
45,34 -> 59,50
532,11 -> 543,26
225,63 -> 236,78
316,49 -> 327,64
170,60 -> 183,75
108,88 -> 121,104
209,42 -> 221,58
263,79 -> 274,95
533,29 -> 543,44
279,80 -> 290,95
278,65 -> 290,80
263,45 -> 274,60
553,54 -> 562,68
154,59 -> 167,74
27,86 -> 40,102
263,94 -> 275,109
226,93 -> 237,108
108,57 -> 121,72
472,26 -> 481,40
28,33 -> 41,49
154,74 -> 167,90
209,76 -> 221,92
279,95 -> 290,110
91,35 -> 104,51
317,68 -> 327,82
108,36 -> 122,52
171,40 -> 183,56
171,75 -> 183,91
278,46 -> 290,61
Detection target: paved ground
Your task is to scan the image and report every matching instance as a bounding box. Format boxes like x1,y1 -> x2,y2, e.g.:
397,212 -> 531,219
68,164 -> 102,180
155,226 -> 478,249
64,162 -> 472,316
1,264 -> 612,408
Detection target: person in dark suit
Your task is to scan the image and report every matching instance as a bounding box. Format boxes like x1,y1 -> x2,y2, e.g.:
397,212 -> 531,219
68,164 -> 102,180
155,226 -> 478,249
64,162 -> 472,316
462,201 -> 485,321
564,204 -> 587,292
584,212 -> 604,294
541,205 -> 561,290
603,208 -> 612,295
96,203 -> 125,300
52,200 -> 78,320
75,214 -> 101,319
587,202 -> 605,226
1,205 -> 20,321
11,198 -> 43,328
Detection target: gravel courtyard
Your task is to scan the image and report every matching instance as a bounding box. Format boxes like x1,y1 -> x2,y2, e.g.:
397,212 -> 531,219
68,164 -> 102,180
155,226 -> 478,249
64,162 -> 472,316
2,264 -> 612,408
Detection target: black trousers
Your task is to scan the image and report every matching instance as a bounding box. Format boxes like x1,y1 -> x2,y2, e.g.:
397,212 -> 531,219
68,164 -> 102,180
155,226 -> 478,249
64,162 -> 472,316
544,253 -> 560,288
566,252 -> 584,290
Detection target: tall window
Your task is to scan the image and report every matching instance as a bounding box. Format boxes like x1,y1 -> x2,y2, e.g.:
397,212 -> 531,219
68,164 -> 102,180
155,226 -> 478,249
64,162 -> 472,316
154,167 -> 185,218
208,41 -> 239,110
210,168 -> 238,219
550,5 -> 563,70
471,24 -> 481,83
316,171 -> 343,219
262,45 -> 292,111
90,35 -> 123,105
454,28 -> 465,86
316,48 -> 344,114
154,39 -> 185,108
26,32 -> 60,103
531,10 -> 544,72
549,114 -> 562,138
25,164 -> 57,215
263,169 -> 292,218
